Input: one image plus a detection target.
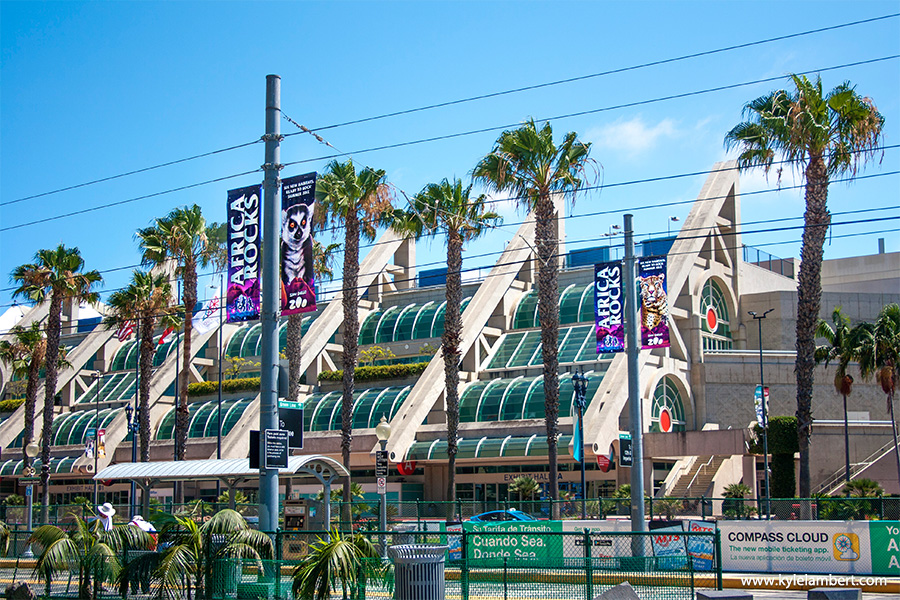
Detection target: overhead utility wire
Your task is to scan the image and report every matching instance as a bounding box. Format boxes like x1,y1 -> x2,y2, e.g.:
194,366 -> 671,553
5,14 -> 894,209
282,55 -> 899,168
2,218 -> 895,318
0,140 -> 262,207
4,55 -> 895,233
292,13 -> 900,135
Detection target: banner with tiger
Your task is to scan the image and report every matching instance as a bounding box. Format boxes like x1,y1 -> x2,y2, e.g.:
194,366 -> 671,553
638,255 -> 669,348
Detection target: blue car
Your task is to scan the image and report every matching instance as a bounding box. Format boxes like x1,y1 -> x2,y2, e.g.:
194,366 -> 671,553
468,509 -> 537,523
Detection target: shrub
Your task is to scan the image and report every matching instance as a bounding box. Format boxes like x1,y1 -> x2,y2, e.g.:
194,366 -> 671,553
0,397 -> 25,412
188,377 -> 261,397
318,362 -> 429,382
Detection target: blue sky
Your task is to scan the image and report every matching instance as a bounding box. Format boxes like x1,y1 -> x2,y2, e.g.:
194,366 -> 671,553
2,1 -> 898,310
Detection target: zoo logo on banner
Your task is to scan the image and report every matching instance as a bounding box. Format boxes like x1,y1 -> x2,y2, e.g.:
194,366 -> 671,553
280,173 -> 317,316
638,255 -> 669,349
594,261 -> 625,353
226,185 -> 262,323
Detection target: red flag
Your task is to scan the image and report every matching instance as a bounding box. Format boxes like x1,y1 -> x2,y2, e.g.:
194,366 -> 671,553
116,321 -> 135,341
158,327 -> 175,346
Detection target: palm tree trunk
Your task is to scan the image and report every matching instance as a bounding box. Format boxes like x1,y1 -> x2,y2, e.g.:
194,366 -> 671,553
287,314 -> 303,402
139,317 -> 156,462
22,356 -> 41,469
341,212 -> 361,523
177,261 -> 197,462
843,392 -> 850,484
535,194 -> 561,519
795,155 -> 830,499
443,229 -> 463,521
40,294 -> 64,525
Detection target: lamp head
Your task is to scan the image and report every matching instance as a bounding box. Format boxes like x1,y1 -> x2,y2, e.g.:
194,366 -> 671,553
375,416 -> 392,442
25,442 -> 40,458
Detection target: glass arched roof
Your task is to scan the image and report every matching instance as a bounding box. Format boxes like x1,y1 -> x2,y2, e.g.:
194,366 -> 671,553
75,372 -> 137,405
651,376 -> 686,433
0,456 -> 79,476
406,434 -> 574,461
110,332 -> 184,372
305,386 -> 410,432
486,325 -> 614,370
225,317 -> 331,359
359,298 -> 473,346
458,372 -> 603,423
156,397 -> 254,440
44,407 -> 120,447
513,284 -> 595,330
701,279 -> 731,337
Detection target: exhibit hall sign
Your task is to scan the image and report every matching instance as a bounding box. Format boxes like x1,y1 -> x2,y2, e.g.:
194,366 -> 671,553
719,520 -> 900,576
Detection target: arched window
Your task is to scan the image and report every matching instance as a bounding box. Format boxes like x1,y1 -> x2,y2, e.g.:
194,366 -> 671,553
700,279 -> 733,350
650,377 -> 686,433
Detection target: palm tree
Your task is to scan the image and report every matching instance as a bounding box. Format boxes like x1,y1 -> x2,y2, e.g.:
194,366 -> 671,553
152,508 -> 273,600
315,160 -> 394,511
286,238 -> 341,404
815,307 -> 856,484
725,74 -> 885,497
292,529 -> 380,600
28,513 -> 153,600
854,303 -> 900,490
0,322 -> 47,471
393,178 -> 501,519
12,244 -> 102,524
474,119 -> 594,516
105,270 -> 179,462
137,204 -> 214,465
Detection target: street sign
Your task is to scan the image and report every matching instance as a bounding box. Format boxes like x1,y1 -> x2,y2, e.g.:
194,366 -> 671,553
264,429 -> 289,470
278,400 -> 304,449
597,454 -> 611,473
376,477 -> 386,494
619,433 -> 633,467
25,484 -> 32,497
375,450 -> 388,478
249,430 -> 260,469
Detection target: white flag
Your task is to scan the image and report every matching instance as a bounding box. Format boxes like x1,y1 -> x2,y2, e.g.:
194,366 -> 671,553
193,296 -> 220,334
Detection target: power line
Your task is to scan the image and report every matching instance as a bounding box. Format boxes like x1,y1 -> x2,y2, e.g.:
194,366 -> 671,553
0,140 -> 262,208
290,13 -> 900,135
282,55 -> 899,168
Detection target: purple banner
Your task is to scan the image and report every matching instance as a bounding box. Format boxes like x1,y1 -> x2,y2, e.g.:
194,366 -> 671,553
594,261 -> 625,353
638,255 -> 670,349
280,173 -> 318,315
226,185 -> 261,323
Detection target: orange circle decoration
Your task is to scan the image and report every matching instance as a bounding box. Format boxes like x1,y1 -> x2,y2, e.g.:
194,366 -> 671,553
706,307 -> 718,332
659,407 -> 672,433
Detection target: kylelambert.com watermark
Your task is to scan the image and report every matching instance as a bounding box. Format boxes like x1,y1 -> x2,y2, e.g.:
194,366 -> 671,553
740,574 -> 887,588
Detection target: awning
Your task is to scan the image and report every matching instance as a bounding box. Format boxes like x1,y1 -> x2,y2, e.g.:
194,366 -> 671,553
405,434 -> 573,461
95,455 -> 348,482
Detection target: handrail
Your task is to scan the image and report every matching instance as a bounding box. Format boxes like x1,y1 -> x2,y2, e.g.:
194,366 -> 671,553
814,438 -> 898,495
686,456 -> 716,493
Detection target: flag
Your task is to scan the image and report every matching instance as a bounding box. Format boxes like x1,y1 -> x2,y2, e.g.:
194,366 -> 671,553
594,261 -> 625,353
192,296 -> 219,334
573,404 -> 584,464
158,327 -> 175,346
117,320 -> 135,341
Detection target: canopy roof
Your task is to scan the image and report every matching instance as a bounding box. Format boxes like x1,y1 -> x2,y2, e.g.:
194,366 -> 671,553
94,455 -> 348,483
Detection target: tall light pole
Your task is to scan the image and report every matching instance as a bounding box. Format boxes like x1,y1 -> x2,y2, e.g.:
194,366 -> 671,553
125,403 -> 138,515
375,417 -> 392,556
668,216 -> 679,236
23,441 -> 39,558
92,371 -> 102,505
749,309 -> 773,519
572,369 -> 588,519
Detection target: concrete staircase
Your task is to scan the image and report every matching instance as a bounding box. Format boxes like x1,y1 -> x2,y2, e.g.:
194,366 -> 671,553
815,439 -> 899,496
667,455 -> 726,498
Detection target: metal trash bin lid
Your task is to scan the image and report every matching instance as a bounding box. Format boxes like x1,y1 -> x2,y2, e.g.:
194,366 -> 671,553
388,544 -> 448,563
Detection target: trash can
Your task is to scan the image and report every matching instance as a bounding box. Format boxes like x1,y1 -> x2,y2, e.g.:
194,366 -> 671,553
388,544 -> 448,600
391,522 -> 417,546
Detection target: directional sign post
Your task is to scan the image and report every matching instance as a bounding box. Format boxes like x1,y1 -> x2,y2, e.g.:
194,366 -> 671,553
264,429 -> 289,470
619,433 -> 633,467
376,450 -> 388,495
278,400 -> 304,449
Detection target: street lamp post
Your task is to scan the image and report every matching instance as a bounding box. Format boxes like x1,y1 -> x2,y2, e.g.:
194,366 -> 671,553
23,441 -> 40,558
93,371 -> 103,505
125,403 -> 138,515
572,369 -> 588,519
375,417 -> 392,556
749,309 -> 773,519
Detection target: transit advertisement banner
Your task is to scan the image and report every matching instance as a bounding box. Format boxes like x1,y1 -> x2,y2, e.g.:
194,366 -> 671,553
594,261 -> 625,353
638,255 -> 670,349
226,184 -> 262,323
719,520 -> 900,576
280,173 -> 317,316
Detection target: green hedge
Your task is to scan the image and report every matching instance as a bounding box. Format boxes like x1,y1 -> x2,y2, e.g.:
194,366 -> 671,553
751,416 -> 798,498
318,362 -> 429,382
188,377 -> 261,397
0,397 -> 25,412
771,452 -> 796,498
